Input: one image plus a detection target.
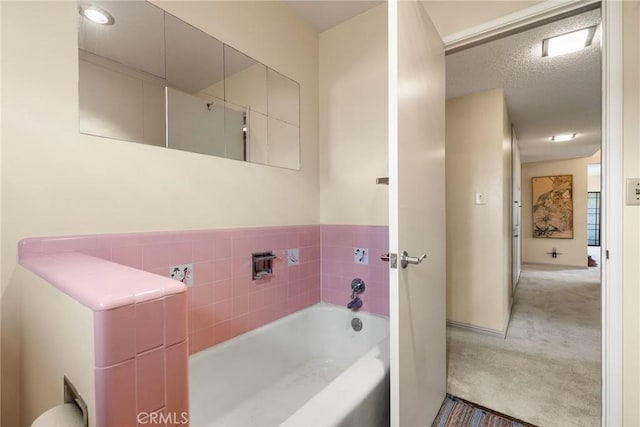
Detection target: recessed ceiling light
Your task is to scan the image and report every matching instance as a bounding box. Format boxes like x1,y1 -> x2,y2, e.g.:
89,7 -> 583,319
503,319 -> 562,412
551,133 -> 576,142
542,26 -> 596,58
78,5 -> 115,25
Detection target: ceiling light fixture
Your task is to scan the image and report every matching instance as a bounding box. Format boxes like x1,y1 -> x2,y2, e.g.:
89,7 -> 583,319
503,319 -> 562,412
78,5 -> 115,25
551,133 -> 576,142
542,26 -> 596,58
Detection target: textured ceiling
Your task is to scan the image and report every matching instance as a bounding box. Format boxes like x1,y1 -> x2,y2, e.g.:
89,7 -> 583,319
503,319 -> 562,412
446,8 -> 602,163
283,0 -> 383,32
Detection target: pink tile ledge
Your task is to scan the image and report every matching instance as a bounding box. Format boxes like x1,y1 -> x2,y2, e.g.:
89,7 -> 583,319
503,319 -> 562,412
20,252 -> 185,311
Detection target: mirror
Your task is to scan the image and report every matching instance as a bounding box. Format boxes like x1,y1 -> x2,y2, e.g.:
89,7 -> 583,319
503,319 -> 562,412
267,69 -> 300,169
224,46 -> 267,114
78,0 -> 166,146
77,0 -> 300,170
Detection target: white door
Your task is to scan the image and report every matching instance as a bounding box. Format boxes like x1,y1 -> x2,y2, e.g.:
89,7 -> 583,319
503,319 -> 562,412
389,1 -> 446,425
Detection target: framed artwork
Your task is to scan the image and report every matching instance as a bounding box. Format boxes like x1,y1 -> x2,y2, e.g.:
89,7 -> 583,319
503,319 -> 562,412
532,175 -> 574,239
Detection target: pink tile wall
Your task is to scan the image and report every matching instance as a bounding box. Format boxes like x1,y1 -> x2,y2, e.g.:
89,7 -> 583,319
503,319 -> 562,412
321,225 -> 390,316
20,225 -> 321,354
94,293 -> 189,427
20,225 -> 385,426
183,226 -> 321,354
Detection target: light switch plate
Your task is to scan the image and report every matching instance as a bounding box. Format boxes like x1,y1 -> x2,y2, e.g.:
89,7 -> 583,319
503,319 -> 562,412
170,263 -> 193,287
627,178 -> 640,205
475,191 -> 486,205
354,248 -> 369,265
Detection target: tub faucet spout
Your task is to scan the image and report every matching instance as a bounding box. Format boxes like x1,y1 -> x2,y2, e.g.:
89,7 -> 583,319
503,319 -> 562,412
347,297 -> 362,310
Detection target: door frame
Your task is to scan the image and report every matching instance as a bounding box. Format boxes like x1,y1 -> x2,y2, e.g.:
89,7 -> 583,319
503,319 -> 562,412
512,126 -> 521,290
441,1 -> 623,425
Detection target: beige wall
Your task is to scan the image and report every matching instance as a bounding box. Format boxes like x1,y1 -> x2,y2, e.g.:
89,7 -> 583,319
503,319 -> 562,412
20,268 -> 95,427
623,2 -> 640,425
1,2 -> 318,424
521,151 -> 600,268
587,165 -> 601,192
502,98 -> 513,318
445,89 -> 512,333
1,0 -> 318,274
319,4 -> 388,226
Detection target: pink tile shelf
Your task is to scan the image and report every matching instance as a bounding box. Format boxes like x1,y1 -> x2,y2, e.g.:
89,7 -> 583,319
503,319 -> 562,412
20,252 -> 184,310
320,225 -> 390,316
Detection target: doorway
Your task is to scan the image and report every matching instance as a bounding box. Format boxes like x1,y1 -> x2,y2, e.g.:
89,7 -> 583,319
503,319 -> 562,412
440,1 -> 620,424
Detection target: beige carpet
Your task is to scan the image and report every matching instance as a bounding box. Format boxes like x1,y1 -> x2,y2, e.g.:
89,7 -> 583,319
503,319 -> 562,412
446,263 -> 601,427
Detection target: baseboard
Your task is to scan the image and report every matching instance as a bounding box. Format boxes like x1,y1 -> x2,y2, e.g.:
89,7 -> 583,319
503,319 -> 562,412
448,299 -> 514,339
503,298 -> 514,337
447,319 -> 506,338
522,262 -> 588,270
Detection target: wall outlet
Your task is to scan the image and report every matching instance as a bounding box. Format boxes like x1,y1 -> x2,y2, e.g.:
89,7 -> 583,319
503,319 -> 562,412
170,263 -> 193,287
288,248 -> 300,266
627,178 -> 640,205
475,191 -> 486,205
354,248 -> 369,265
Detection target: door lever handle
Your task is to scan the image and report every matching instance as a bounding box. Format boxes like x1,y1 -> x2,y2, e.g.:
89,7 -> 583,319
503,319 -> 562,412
381,253 -> 390,261
400,251 -> 427,269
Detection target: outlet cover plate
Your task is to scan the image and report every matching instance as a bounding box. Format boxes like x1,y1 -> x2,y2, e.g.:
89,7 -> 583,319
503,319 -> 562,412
288,248 -> 300,266
169,263 -> 193,287
354,248 -> 369,265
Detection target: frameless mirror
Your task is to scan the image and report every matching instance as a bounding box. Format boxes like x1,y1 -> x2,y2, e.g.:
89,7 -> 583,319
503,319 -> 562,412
224,46 -> 267,114
77,0 -> 301,170
267,69 -> 300,169
78,0 -> 166,146
164,13 -> 224,99
268,68 -> 299,126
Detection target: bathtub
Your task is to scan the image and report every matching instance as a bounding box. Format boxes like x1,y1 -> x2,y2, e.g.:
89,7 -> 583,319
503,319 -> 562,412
189,303 -> 390,427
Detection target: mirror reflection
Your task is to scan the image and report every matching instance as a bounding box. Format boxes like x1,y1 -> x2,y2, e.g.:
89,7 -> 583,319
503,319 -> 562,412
267,69 -> 300,169
77,0 -> 300,170
224,45 -> 267,114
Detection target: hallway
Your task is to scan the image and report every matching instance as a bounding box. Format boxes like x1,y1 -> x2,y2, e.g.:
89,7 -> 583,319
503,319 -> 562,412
446,264 -> 601,427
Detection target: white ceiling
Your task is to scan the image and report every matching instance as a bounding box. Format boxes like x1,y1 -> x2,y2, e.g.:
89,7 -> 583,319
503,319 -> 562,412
283,0 -> 383,32
446,8 -> 602,163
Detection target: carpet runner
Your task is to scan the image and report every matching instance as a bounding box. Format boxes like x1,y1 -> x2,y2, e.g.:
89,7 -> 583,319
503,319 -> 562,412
432,394 -> 537,427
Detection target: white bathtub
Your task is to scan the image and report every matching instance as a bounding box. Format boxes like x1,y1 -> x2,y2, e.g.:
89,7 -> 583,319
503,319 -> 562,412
189,303 -> 390,427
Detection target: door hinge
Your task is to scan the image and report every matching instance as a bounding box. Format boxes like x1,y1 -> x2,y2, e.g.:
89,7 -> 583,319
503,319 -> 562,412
606,250 -> 610,260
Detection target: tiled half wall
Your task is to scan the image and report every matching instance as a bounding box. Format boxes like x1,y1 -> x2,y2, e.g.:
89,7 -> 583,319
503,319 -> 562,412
19,224 -> 389,354
94,293 -> 188,426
